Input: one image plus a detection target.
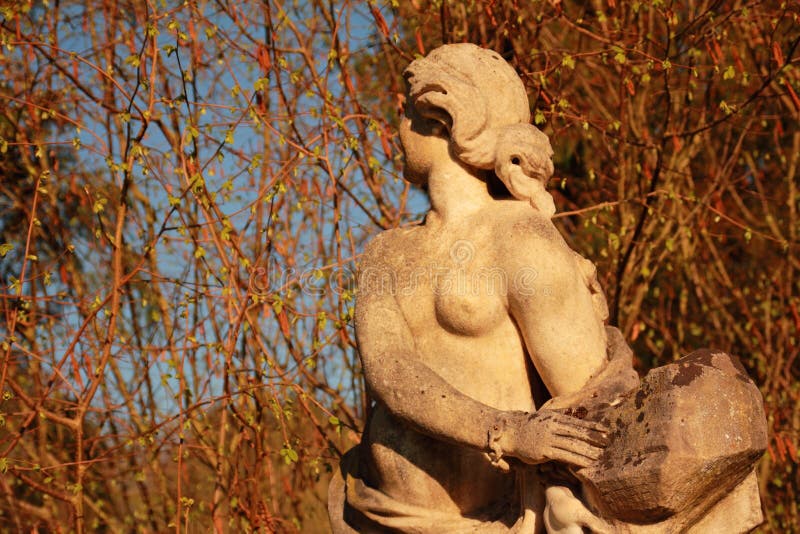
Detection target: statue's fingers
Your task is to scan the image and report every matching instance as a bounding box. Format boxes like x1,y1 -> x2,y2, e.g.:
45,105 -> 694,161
551,433 -> 605,460
550,423 -> 608,449
550,414 -> 609,438
565,416 -> 610,435
581,428 -> 610,448
548,444 -> 600,468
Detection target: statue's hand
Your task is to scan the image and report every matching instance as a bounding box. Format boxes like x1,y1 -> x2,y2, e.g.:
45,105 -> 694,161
503,410 -> 609,468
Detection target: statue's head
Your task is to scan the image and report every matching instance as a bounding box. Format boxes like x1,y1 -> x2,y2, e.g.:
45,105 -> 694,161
403,44 -> 556,216
404,44 -> 530,136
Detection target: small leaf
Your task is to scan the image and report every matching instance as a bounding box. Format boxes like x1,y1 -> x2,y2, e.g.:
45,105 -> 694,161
280,446 -> 298,464
0,244 -> 12,257
124,54 -> 140,68
723,65 -> 735,80
93,198 -> 107,214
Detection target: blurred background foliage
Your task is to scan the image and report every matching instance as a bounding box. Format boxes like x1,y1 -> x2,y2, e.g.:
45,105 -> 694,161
0,0 -> 797,531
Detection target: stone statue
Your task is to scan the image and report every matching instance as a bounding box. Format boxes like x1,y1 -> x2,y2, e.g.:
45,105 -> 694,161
328,43 -> 767,533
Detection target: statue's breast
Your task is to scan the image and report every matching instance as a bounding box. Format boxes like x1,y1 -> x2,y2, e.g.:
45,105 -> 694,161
432,268 -> 508,337
387,227 -> 509,338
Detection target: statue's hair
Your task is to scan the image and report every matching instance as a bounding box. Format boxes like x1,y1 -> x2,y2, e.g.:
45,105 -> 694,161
403,44 -> 554,186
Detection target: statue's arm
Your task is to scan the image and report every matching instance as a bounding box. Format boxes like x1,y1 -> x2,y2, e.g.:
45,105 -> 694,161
503,225 -> 610,398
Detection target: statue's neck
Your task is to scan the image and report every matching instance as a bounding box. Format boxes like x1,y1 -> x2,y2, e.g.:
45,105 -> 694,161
427,160 -> 492,223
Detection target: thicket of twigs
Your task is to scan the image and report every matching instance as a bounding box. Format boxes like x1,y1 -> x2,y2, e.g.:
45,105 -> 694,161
0,0 -> 797,532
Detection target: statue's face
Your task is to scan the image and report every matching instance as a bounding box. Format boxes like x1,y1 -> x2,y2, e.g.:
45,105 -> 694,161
398,101 -> 449,185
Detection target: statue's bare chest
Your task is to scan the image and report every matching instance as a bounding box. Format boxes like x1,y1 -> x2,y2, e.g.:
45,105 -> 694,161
389,230 -> 508,338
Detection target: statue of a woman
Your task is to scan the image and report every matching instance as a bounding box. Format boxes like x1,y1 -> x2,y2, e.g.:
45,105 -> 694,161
328,43 -> 765,533
327,43 -> 635,533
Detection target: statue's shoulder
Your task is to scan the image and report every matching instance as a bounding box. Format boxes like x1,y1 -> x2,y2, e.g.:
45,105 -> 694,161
486,205 -> 578,278
356,228 -> 419,300
491,205 -> 568,250
363,227 -> 407,252
360,227 -> 416,265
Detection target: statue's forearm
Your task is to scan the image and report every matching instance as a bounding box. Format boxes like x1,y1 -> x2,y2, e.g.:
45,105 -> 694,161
361,332 -> 506,453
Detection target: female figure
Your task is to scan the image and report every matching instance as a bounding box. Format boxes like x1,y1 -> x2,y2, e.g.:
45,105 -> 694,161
329,44 -> 636,533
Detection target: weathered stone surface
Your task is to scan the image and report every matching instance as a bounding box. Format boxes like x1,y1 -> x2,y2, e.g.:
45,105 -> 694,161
329,42 -> 769,534
330,42 -> 619,534
578,350 -> 768,527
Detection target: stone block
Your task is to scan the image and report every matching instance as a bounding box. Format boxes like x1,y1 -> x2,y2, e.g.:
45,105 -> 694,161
578,350 -> 768,526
